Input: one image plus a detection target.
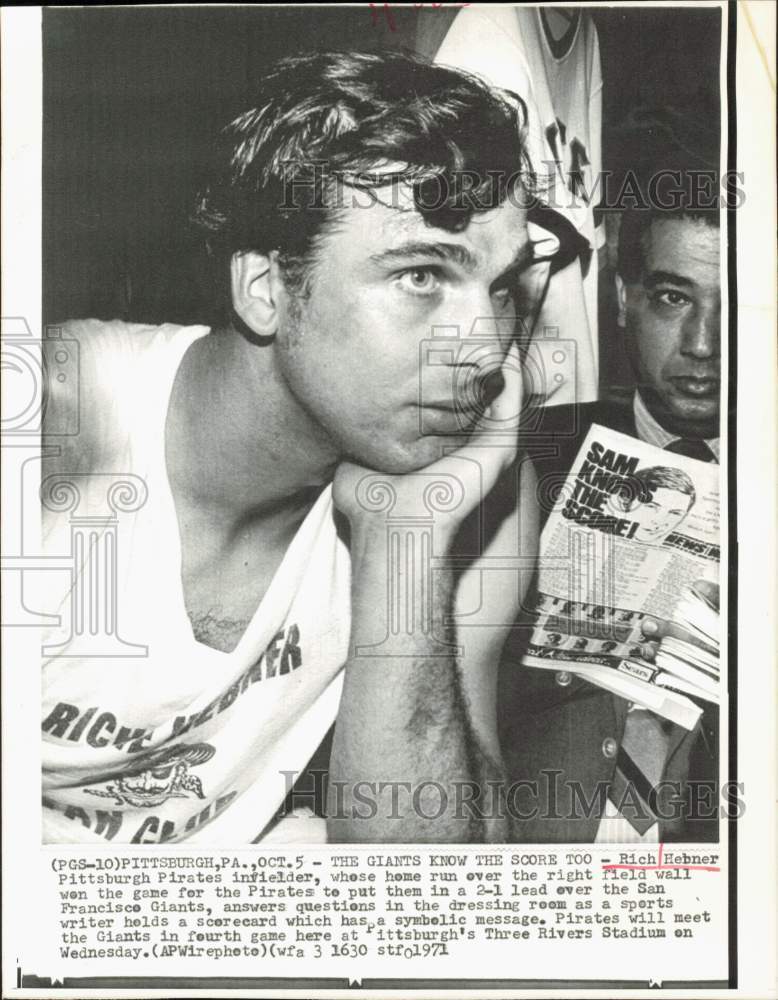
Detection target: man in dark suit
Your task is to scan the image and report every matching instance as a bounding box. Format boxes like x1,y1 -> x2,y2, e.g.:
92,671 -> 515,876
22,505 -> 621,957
499,200 -> 721,843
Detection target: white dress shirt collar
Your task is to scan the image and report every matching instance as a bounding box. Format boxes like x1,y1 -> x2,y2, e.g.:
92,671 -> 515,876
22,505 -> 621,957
633,392 -> 720,463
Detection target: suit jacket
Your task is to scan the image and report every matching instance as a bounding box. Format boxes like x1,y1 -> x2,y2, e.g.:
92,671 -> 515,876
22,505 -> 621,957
498,400 -> 720,842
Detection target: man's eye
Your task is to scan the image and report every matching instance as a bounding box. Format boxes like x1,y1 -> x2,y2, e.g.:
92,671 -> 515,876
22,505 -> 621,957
653,289 -> 691,307
397,267 -> 441,296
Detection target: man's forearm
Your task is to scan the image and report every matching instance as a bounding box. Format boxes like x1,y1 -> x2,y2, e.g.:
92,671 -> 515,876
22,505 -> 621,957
327,528 -> 508,843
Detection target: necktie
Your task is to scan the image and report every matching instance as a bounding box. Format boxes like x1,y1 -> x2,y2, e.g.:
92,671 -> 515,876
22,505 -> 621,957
608,709 -> 672,834
664,438 -> 715,462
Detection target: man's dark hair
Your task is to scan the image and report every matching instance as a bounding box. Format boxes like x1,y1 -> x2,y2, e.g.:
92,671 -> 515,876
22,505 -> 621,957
617,204 -> 720,284
192,49 -> 535,309
623,465 -> 697,511
611,106 -> 721,284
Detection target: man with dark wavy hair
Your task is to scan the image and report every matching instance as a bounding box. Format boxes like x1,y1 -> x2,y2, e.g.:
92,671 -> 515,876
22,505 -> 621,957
41,50 -> 563,845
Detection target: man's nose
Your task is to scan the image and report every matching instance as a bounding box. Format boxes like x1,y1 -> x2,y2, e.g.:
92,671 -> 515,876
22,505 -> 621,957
458,287 -> 516,357
459,308 -> 512,368
460,300 -> 513,343
448,297 -> 512,402
680,302 -> 720,359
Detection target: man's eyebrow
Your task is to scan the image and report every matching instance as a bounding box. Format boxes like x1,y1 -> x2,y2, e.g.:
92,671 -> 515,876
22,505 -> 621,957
369,241 -> 479,270
643,270 -> 694,289
368,240 -> 532,276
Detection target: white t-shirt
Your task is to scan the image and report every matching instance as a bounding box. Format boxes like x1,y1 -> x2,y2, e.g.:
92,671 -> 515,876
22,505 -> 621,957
40,320 -> 351,844
417,5 -> 603,405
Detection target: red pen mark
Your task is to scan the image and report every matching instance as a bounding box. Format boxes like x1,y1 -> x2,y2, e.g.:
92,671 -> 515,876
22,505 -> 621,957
369,2 -> 471,30
602,843 -> 720,873
369,3 -> 397,31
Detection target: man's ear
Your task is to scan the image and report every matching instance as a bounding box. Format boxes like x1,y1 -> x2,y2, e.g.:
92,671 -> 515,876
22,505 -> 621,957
614,273 -> 627,328
230,251 -> 285,339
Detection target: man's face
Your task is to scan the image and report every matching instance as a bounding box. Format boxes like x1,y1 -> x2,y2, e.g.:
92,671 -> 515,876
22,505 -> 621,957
618,217 -> 720,438
628,485 -> 693,542
118,761 -> 184,808
273,187 -> 529,473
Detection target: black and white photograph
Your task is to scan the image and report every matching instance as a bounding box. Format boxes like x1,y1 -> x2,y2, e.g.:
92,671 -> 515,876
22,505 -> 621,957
2,2 -> 776,997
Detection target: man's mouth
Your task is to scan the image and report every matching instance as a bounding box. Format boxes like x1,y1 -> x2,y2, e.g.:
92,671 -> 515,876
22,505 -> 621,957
421,403 -> 480,433
669,376 -> 720,397
125,783 -> 169,795
424,399 -> 484,414
425,368 -> 505,415
418,397 -> 485,437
